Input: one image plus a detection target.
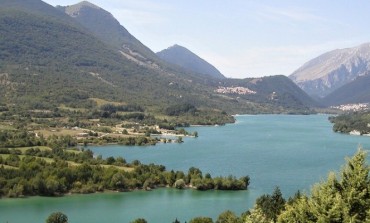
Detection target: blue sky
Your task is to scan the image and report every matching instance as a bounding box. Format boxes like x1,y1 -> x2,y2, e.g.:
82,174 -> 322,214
43,0 -> 370,78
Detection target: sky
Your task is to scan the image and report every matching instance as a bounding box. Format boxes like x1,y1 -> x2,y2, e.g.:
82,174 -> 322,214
43,0 -> 370,78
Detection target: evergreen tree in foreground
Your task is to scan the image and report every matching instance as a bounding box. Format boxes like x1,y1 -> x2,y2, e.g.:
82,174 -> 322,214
278,148 -> 370,223
245,187 -> 285,223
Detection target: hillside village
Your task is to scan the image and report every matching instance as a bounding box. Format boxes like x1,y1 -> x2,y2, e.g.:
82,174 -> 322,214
331,103 -> 369,112
215,86 -> 257,95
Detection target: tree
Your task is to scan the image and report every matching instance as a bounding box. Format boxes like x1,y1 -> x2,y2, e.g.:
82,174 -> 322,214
256,187 -> 285,222
245,206 -> 272,223
279,195 -> 316,223
116,156 -> 126,165
308,173 -> 345,222
46,212 -> 68,223
106,156 -> 116,165
110,172 -> 126,190
240,176 -> 250,188
176,136 -> 183,143
278,148 -> 370,223
340,148 -> 370,222
216,210 -> 242,223
131,218 -> 147,223
174,179 -> 186,189
45,176 -> 60,195
188,167 -> 202,180
270,187 -> 286,222
193,131 -> 198,137
189,217 -> 214,223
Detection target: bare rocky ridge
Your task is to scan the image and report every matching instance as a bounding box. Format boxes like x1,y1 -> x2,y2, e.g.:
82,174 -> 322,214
290,43 -> 370,98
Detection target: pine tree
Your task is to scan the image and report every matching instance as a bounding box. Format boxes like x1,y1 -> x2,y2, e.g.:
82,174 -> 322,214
308,172 -> 345,222
245,206 -> 272,223
278,196 -> 315,223
255,187 -> 286,222
278,148 -> 370,223
340,148 -> 370,222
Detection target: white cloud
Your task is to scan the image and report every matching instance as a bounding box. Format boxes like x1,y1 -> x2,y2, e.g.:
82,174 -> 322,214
254,4 -> 326,23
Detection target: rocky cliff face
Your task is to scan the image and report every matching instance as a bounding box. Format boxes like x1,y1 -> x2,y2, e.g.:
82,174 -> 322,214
290,43 -> 370,98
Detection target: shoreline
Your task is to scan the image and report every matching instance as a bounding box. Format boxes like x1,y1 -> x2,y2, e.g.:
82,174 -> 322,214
0,184 -> 248,200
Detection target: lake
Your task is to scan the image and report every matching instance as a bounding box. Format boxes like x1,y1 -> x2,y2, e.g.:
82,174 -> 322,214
1,115 -> 370,223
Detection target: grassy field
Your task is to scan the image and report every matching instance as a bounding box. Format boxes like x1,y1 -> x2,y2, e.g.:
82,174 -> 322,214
13,146 -> 51,152
100,165 -> 134,172
0,124 -> 15,131
90,98 -> 125,106
58,104 -> 87,112
35,129 -> 86,137
1,164 -> 19,169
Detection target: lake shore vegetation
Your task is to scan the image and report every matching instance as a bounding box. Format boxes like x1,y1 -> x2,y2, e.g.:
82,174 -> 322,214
0,146 -> 249,198
329,111 -> 370,135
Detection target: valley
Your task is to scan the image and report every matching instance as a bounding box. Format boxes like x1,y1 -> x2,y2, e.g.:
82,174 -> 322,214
1,0 -> 370,222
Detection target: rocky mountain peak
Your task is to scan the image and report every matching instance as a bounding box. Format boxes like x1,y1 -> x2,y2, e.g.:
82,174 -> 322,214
63,1 -> 105,18
289,42 -> 370,98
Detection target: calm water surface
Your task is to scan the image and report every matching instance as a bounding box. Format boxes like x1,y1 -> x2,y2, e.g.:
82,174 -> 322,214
1,115 -> 370,223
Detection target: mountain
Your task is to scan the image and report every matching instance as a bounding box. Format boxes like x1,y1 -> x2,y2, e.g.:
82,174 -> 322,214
322,73 -> 370,106
157,44 -> 226,79
290,43 -> 370,98
0,0 -> 213,110
55,1 -> 315,112
57,1 -> 220,85
56,1 -> 159,64
0,0 -> 317,116
1,0 -> 76,22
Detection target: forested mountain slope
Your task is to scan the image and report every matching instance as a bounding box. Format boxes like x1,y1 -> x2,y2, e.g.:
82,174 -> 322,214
0,0 -> 317,115
322,73 -> 370,106
57,1 -> 159,64
0,0 -> 225,113
219,75 -> 319,111
57,1 -> 225,85
157,44 -> 225,79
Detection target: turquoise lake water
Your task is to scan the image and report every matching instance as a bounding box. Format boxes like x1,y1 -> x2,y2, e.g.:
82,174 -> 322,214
1,115 -> 370,223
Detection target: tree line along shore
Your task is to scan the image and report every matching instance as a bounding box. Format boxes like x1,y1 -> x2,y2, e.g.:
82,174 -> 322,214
0,135 -> 249,198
